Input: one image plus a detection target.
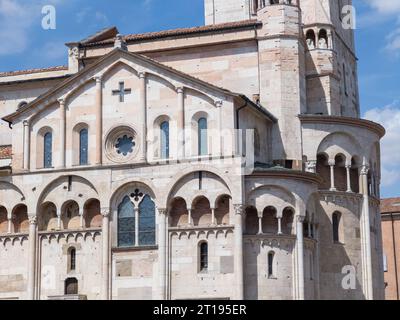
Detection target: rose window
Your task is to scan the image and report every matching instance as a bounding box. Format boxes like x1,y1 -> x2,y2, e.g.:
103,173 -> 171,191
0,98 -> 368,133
115,135 -> 135,156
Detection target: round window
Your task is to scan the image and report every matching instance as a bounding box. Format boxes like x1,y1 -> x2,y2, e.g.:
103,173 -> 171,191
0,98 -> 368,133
115,135 -> 135,156
105,126 -> 139,163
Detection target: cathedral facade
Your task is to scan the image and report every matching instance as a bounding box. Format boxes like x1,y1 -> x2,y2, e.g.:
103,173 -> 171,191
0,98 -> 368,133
0,0 -> 385,300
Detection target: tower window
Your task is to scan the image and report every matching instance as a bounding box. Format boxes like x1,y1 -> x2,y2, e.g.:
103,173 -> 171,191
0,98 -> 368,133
268,251 -> 275,278
69,247 -> 76,271
44,132 -> 53,168
160,121 -> 170,159
79,128 -> 88,165
198,117 -> 208,156
332,211 -> 342,243
199,242 -> 208,272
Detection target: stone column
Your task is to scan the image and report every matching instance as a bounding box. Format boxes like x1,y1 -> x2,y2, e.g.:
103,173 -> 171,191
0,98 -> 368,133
27,215 -> 37,300
158,208 -> 167,299
94,76 -> 103,165
314,223 -> 321,300
308,222 -> 312,238
134,208 -> 139,246
177,87 -> 185,160
101,208 -> 110,300
211,208 -> 216,226
215,101 -> 223,157
23,120 -> 31,170
58,98 -> 66,168
57,207 -> 62,230
360,162 -> 373,300
139,72 -> 147,162
295,215 -> 305,300
187,209 -> 192,226
79,208 -> 84,229
277,216 -> 282,235
257,211 -> 263,235
7,216 -> 12,234
328,159 -> 336,191
346,164 -> 352,192
233,204 -> 244,300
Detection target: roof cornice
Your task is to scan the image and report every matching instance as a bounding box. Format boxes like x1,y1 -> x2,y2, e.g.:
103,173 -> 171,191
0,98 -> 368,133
298,114 -> 386,138
79,20 -> 262,48
247,169 -> 322,185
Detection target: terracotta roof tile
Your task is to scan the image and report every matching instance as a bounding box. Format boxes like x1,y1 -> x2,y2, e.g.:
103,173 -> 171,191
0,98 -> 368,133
82,20 -> 262,47
0,66 -> 68,78
0,145 -> 11,159
381,198 -> 400,214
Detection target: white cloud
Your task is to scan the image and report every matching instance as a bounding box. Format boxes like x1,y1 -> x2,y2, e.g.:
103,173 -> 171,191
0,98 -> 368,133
364,101 -> 400,187
364,0 -> 400,15
359,0 -> 400,57
385,27 -> 400,56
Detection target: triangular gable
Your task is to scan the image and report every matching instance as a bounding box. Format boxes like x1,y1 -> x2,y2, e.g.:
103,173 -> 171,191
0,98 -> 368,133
3,48 -> 275,124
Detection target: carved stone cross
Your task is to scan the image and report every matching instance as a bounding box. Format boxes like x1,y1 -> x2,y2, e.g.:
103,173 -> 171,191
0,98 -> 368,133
112,81 -> 131,102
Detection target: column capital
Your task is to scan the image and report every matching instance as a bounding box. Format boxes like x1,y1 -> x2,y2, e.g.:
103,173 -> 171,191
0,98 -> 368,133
28,215 -> 37,225
158,208 -> 168,216
297,215 -> 306,223
305,160 -> 317,173
360,164 -> 369,175
94,76 -> 102,84
176,87 -> 184,94
23,119 -> 30,127
328,159 -> 335,166
233,204 -> 245,216
139,72 -> 146,79
101,208 -> 110,218
214,100 -> 223,108
345,164 -> 352,169
57,98 -> 65,105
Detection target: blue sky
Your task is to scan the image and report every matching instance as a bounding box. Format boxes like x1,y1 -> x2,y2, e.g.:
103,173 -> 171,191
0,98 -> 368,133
0,0 -> 399,198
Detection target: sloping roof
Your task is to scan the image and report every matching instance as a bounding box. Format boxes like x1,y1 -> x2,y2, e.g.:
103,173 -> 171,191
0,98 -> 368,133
381,198 -> 400,214
2,48 -> 275,124
79,26 -> 119,44
0,145 -> 11,159
0,66 -> 68,78
79,20 -> 262,47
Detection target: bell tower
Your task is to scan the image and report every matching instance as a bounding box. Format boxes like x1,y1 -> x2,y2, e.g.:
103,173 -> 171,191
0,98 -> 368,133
204,0 -> 254,25
301,0 -> 359,118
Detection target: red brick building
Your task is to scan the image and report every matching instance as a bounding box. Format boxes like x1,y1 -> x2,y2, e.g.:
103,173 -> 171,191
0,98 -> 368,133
381,198 -> 400,300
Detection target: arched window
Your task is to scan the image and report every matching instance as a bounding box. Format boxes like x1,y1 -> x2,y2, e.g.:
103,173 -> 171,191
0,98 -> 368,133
138,195 -> 156,246
44,132 -> 52,168
318,29 -> 328,49
160,121 -> 170,159
65,277 -> 78,295
79,128 -> 88,165
199,242 -> 208,272
118,196 -> 135,247
69,248 -> 76,271
268,251 -> 275,278
332,212 -> 341,243
198,117 -> 208,156
306,30 -> 316,49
